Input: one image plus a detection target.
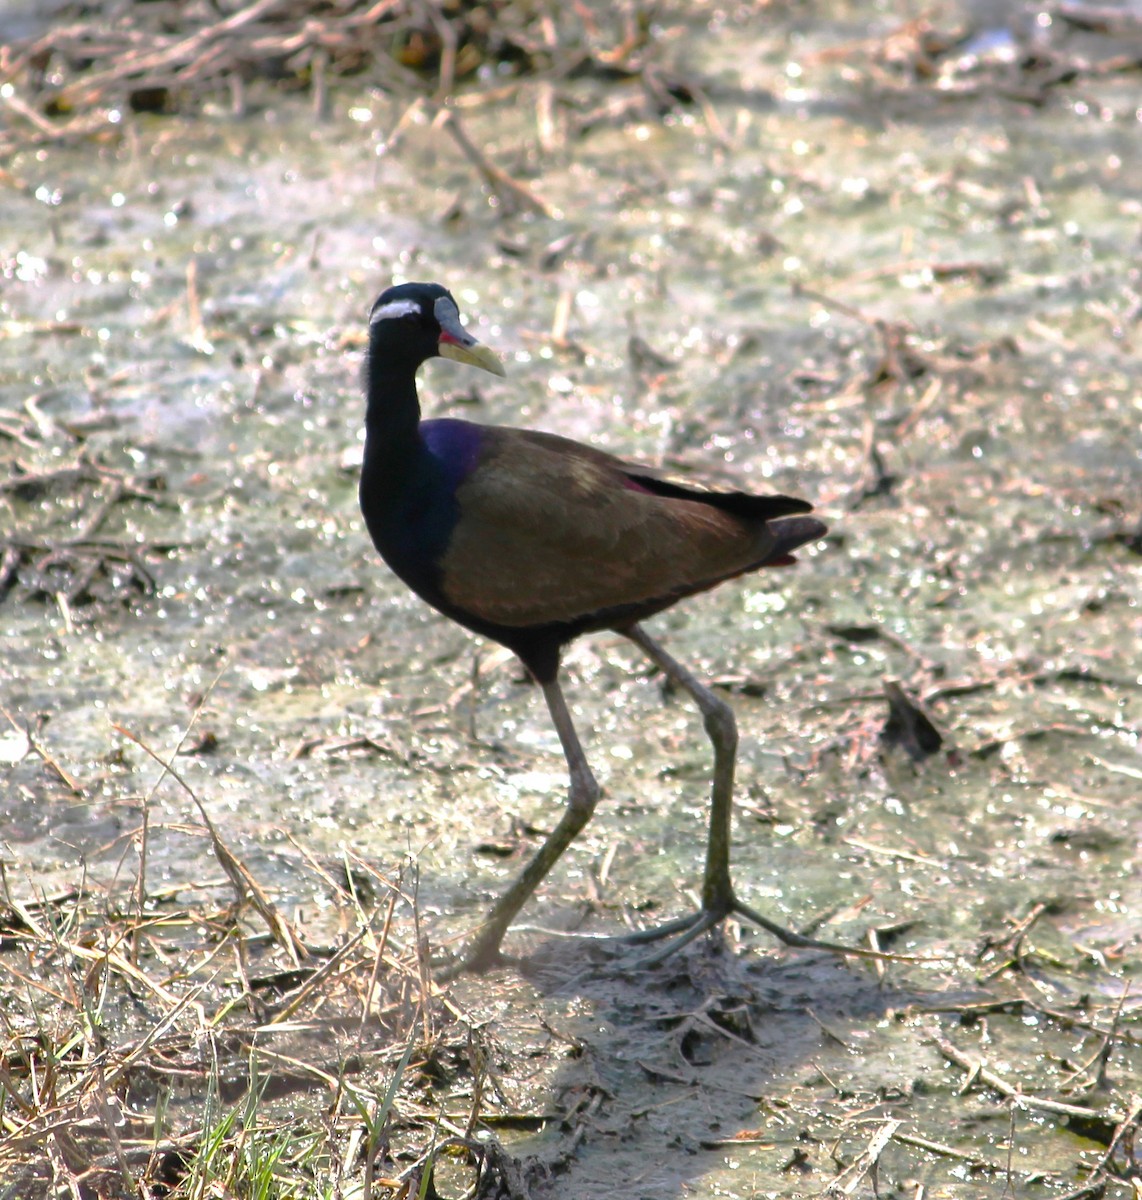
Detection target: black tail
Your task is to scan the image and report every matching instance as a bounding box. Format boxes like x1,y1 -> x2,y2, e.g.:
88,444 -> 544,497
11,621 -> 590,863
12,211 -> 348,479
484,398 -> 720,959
764,515 -> 828,566
625,471 -> 814,521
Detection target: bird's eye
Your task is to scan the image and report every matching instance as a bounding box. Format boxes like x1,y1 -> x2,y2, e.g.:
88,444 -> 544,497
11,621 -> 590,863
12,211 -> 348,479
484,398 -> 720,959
403,311 -> 420,325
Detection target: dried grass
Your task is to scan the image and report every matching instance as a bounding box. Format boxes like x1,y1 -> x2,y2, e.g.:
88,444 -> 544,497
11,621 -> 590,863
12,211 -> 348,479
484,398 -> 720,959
0,723 -> 520,1198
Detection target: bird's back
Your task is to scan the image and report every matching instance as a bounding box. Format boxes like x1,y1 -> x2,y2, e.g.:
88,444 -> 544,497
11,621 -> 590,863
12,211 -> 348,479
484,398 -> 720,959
430,423 -> 821,630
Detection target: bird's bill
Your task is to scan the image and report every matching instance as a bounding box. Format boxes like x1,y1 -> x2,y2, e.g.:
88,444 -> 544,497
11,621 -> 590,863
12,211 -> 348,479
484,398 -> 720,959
439,337 -> 506,376
435,296 -> 506,376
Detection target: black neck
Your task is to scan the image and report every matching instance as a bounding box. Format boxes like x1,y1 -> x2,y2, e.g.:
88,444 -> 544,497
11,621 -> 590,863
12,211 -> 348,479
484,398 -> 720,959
362,349 -> 425,485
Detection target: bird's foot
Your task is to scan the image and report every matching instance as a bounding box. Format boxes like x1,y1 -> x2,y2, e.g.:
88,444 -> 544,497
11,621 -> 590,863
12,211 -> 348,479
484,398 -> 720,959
617,894 -> 881,968
434,940 -> 517,982
434,898 -> 907,980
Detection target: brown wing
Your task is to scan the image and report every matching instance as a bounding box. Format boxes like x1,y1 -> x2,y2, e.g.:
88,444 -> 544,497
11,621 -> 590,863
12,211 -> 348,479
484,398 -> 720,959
437,428 -> 789,627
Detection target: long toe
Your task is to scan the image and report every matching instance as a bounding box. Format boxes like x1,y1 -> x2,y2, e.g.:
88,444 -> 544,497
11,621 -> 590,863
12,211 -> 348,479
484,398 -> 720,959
613,897 -> 883,969
730,898 -> 897,960
619,908 -> 727,969
616,911 -> 713,947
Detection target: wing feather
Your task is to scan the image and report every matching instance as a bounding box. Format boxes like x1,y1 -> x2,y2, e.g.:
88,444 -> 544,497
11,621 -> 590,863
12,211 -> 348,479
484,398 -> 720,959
438,429 -> 791,627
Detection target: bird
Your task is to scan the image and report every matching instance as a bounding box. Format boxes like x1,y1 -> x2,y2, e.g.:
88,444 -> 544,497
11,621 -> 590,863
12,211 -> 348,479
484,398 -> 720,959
360,280 -> 839,975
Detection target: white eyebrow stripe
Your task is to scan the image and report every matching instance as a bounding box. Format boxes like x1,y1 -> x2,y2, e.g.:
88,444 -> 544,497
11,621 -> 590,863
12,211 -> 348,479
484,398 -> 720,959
370,298 -> 421,324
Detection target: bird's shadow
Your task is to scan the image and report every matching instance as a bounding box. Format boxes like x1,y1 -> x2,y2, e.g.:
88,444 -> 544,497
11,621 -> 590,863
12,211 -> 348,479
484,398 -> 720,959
450,932 -> 977,1200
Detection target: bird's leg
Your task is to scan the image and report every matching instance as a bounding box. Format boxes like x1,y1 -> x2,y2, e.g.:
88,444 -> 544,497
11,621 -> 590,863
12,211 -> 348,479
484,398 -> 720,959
624,623 -> 737,916
621,623 -> 860,966
447,676 -> 601,975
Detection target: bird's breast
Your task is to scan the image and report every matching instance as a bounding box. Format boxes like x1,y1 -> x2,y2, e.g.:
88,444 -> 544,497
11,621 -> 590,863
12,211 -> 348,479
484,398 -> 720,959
360,419 -> 486,592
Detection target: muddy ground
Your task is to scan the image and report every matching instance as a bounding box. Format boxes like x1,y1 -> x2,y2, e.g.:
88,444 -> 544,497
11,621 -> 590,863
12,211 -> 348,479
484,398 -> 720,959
1,1 -> 1140,1196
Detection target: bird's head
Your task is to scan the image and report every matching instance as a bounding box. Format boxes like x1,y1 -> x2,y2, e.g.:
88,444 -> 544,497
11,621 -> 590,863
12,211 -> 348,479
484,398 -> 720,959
367,282 -> 505,376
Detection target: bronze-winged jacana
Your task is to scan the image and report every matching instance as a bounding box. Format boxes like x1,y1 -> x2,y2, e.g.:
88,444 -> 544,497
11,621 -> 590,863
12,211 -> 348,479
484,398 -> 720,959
361,281 -> 837,974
